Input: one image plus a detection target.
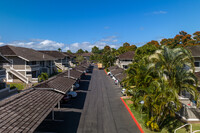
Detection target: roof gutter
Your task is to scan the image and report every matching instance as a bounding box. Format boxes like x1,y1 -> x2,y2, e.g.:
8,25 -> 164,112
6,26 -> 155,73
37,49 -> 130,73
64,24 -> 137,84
34,88 -> 66,95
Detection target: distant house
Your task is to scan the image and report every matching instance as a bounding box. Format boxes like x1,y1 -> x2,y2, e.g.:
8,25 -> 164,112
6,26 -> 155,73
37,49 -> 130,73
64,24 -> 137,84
63,52 -> 77,67
81,52 -> 92,60
187,46 -> 200,72
0,45 -> 56,84
115,51 -> 134,69
39,51 -> 72,70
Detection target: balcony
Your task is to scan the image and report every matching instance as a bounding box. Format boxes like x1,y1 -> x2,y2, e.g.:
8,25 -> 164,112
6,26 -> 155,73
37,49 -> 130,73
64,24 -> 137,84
0,69 -> 6,79
195,67 -> 200,72
26,64 -> 40,70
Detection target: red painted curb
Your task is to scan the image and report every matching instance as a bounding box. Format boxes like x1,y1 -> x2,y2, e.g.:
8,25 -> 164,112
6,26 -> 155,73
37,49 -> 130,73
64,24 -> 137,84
104,69 -> 108,75
120,97 -> 144,133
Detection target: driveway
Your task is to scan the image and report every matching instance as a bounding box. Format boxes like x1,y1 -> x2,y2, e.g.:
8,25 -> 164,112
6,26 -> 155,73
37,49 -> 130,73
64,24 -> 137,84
35,66 -> 141,133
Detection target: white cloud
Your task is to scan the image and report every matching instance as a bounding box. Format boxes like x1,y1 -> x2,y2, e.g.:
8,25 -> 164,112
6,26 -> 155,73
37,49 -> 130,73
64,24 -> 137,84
145,11 -> 167,15
100,36 -> 118,42
63,46 -> 70,51
0,35 -> 120,52
7,39 -> 65,50
71,42 -> 79,48
0,42 -> 4,46
104,26 -> 110,29
110,45 -> 117,48
152,11 -> 167,14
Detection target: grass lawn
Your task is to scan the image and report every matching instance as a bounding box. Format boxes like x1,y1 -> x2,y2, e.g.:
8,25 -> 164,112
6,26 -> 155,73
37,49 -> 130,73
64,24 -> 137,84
123,98 -> 200,133
8,83 -> 26,91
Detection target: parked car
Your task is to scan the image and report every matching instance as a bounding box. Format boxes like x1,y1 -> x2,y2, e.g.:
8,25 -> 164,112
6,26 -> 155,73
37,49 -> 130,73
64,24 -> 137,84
61,95 -> 71,103
72,83 -> 80,90
114,80 -> 118,85
67,91 -> 77,98
107,72 -> 111,76
121,88 -> 126,96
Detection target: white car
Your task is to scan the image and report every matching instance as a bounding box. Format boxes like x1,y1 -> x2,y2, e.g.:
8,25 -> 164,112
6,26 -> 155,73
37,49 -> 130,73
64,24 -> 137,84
107,72 -> 111,75
121,88 -> 126,95
114,80 -> 118,85
112,76 -> 116,80
67,91 -> 77,98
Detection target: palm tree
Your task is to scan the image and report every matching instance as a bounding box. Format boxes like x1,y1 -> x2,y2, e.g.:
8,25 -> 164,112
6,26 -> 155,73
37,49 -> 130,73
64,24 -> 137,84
38,72 -> 48,82
124,46 -> 199,131
149,46 -> 198,100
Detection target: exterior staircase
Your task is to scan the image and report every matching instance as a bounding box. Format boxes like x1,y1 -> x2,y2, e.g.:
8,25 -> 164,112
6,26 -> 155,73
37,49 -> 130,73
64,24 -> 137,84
55,63 -> 64,70
177,97 -> 200,122
55,63 -> 68,71
8,68 -> 29,84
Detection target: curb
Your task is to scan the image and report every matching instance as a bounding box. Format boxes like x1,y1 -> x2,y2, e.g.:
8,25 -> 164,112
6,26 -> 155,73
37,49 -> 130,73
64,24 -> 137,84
120,97 -> 144,133
104,69 -> 108,75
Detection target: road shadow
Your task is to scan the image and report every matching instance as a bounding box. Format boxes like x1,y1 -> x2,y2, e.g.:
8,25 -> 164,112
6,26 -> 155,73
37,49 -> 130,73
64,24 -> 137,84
34,111 -> 81,133
35,67 -> 93,133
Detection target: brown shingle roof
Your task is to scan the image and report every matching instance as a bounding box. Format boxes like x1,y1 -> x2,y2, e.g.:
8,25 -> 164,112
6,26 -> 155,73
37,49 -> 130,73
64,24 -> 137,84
187,46 -> 200,57
108,65 -> 119,71
118,51 -> 135,60
111,68 -> 124,75
63,52 -> 76,58
0,53 -> 11,63
0,45 -> 56,61
115,73 -> 127,82
0,68 -> 81,132
39,51 -> 68,60
75,65 -> 87,72
59,69 -> 83,79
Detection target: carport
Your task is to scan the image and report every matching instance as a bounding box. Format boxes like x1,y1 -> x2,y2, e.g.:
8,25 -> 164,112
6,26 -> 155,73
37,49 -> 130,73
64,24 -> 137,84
0,63 -> 90,132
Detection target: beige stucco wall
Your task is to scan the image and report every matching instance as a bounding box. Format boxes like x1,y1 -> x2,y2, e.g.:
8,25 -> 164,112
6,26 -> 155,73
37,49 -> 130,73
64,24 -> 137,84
6,56 -> 25,70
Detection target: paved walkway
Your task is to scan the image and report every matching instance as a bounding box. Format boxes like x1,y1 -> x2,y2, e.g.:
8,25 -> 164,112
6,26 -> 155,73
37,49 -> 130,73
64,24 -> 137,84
77,67 -> 140,133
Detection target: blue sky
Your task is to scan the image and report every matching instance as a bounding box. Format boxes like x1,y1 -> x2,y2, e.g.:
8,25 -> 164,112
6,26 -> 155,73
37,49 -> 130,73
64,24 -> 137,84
0,0 -> 200,52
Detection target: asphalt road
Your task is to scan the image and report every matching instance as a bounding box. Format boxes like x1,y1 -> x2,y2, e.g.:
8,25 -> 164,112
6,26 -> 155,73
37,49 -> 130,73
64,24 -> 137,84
77,67 -> 140,133
35,66 -> 140,133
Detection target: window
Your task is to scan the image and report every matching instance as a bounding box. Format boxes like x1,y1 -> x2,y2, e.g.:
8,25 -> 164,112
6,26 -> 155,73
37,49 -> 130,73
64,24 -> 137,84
123,65 -> 128,69
32,61 -> 36,65
40,61 -> 45,67
26,61 -> 36,65
194,62 -> 200,67
26,71 -> 32,75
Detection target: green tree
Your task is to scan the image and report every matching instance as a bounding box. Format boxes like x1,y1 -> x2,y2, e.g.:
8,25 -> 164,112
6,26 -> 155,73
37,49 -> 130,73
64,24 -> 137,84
76,49 -> 84,54
58,48 -> 62,52
134,43 -> 158,62
123,42 -> 130,47
38,73 -> 48,82
92,46 -> 100,54
193,31 -> 200,45
149,46 -> 198,96
76,55 -> 84,64
67,50 -> 72,54
123,46 -> 199,131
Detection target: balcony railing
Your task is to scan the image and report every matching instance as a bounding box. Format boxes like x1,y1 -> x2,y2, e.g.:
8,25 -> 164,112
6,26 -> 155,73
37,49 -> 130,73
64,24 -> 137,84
26,64 -> 40,70
0,69 -> 6,79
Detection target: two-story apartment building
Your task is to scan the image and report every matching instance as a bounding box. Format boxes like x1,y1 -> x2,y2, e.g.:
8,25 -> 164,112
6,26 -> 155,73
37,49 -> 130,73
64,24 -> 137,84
187,46 -> 200,72
63,52 -> 76,67
39,50 -> 71,71
0,45 -> 56,84
115,51 -> 134,69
